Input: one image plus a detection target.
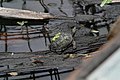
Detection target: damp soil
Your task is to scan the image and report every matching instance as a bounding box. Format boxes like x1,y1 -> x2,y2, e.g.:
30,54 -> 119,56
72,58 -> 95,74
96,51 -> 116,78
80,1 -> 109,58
0,0 -> 120,75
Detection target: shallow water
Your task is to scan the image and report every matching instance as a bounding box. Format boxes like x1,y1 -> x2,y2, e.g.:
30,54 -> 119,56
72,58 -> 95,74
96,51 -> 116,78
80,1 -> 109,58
0,0 -> 74,52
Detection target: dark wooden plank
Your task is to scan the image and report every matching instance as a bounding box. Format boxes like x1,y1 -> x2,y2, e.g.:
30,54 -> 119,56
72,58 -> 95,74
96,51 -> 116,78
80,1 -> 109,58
66,16 -> 120,80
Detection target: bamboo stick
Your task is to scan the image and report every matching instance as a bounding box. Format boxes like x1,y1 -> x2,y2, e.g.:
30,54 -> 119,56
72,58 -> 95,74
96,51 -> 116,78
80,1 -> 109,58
0,7 -> 54,20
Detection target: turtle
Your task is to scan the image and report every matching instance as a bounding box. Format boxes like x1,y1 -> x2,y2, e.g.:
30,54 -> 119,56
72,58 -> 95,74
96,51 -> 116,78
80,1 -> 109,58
49,22 -> 78,54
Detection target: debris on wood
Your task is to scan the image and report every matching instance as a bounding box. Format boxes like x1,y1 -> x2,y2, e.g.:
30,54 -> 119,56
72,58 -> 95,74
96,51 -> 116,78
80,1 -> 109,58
8,72 -> 18,76
30,56 -> 44,65
63,53 -> 90,60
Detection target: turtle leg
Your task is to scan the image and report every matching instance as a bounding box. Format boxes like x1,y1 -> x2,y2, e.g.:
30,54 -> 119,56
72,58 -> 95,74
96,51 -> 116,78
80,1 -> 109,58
71,26 -> 77,37
72,27 -> 77,49
72,40 -> 76,49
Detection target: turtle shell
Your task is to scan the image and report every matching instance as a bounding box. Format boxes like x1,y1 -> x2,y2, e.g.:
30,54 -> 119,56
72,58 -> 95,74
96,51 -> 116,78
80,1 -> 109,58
49,32 -> 73,53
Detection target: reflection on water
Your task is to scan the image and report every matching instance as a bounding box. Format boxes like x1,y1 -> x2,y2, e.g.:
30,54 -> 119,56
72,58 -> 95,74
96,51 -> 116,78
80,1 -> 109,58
0,25 -> 50,52
0,0 -> 74,52
0,38 -> 49,52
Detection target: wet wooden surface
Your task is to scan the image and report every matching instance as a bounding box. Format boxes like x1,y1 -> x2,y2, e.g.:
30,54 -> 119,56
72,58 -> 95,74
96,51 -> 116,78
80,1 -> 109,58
66,16 -> 120,80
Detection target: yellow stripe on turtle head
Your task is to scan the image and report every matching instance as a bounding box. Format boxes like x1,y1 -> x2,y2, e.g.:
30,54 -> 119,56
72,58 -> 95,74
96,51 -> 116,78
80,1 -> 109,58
52,32 -> 61,42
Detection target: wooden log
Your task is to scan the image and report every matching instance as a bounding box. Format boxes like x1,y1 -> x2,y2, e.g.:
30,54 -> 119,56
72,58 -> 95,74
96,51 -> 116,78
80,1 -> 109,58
0,7 -> 54,20
0,7 -> 101,21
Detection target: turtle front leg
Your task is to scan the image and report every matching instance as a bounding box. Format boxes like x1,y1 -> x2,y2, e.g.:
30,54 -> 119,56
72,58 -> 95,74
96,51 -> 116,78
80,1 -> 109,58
71,26 -> 77,49
72,40 -> 76,49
